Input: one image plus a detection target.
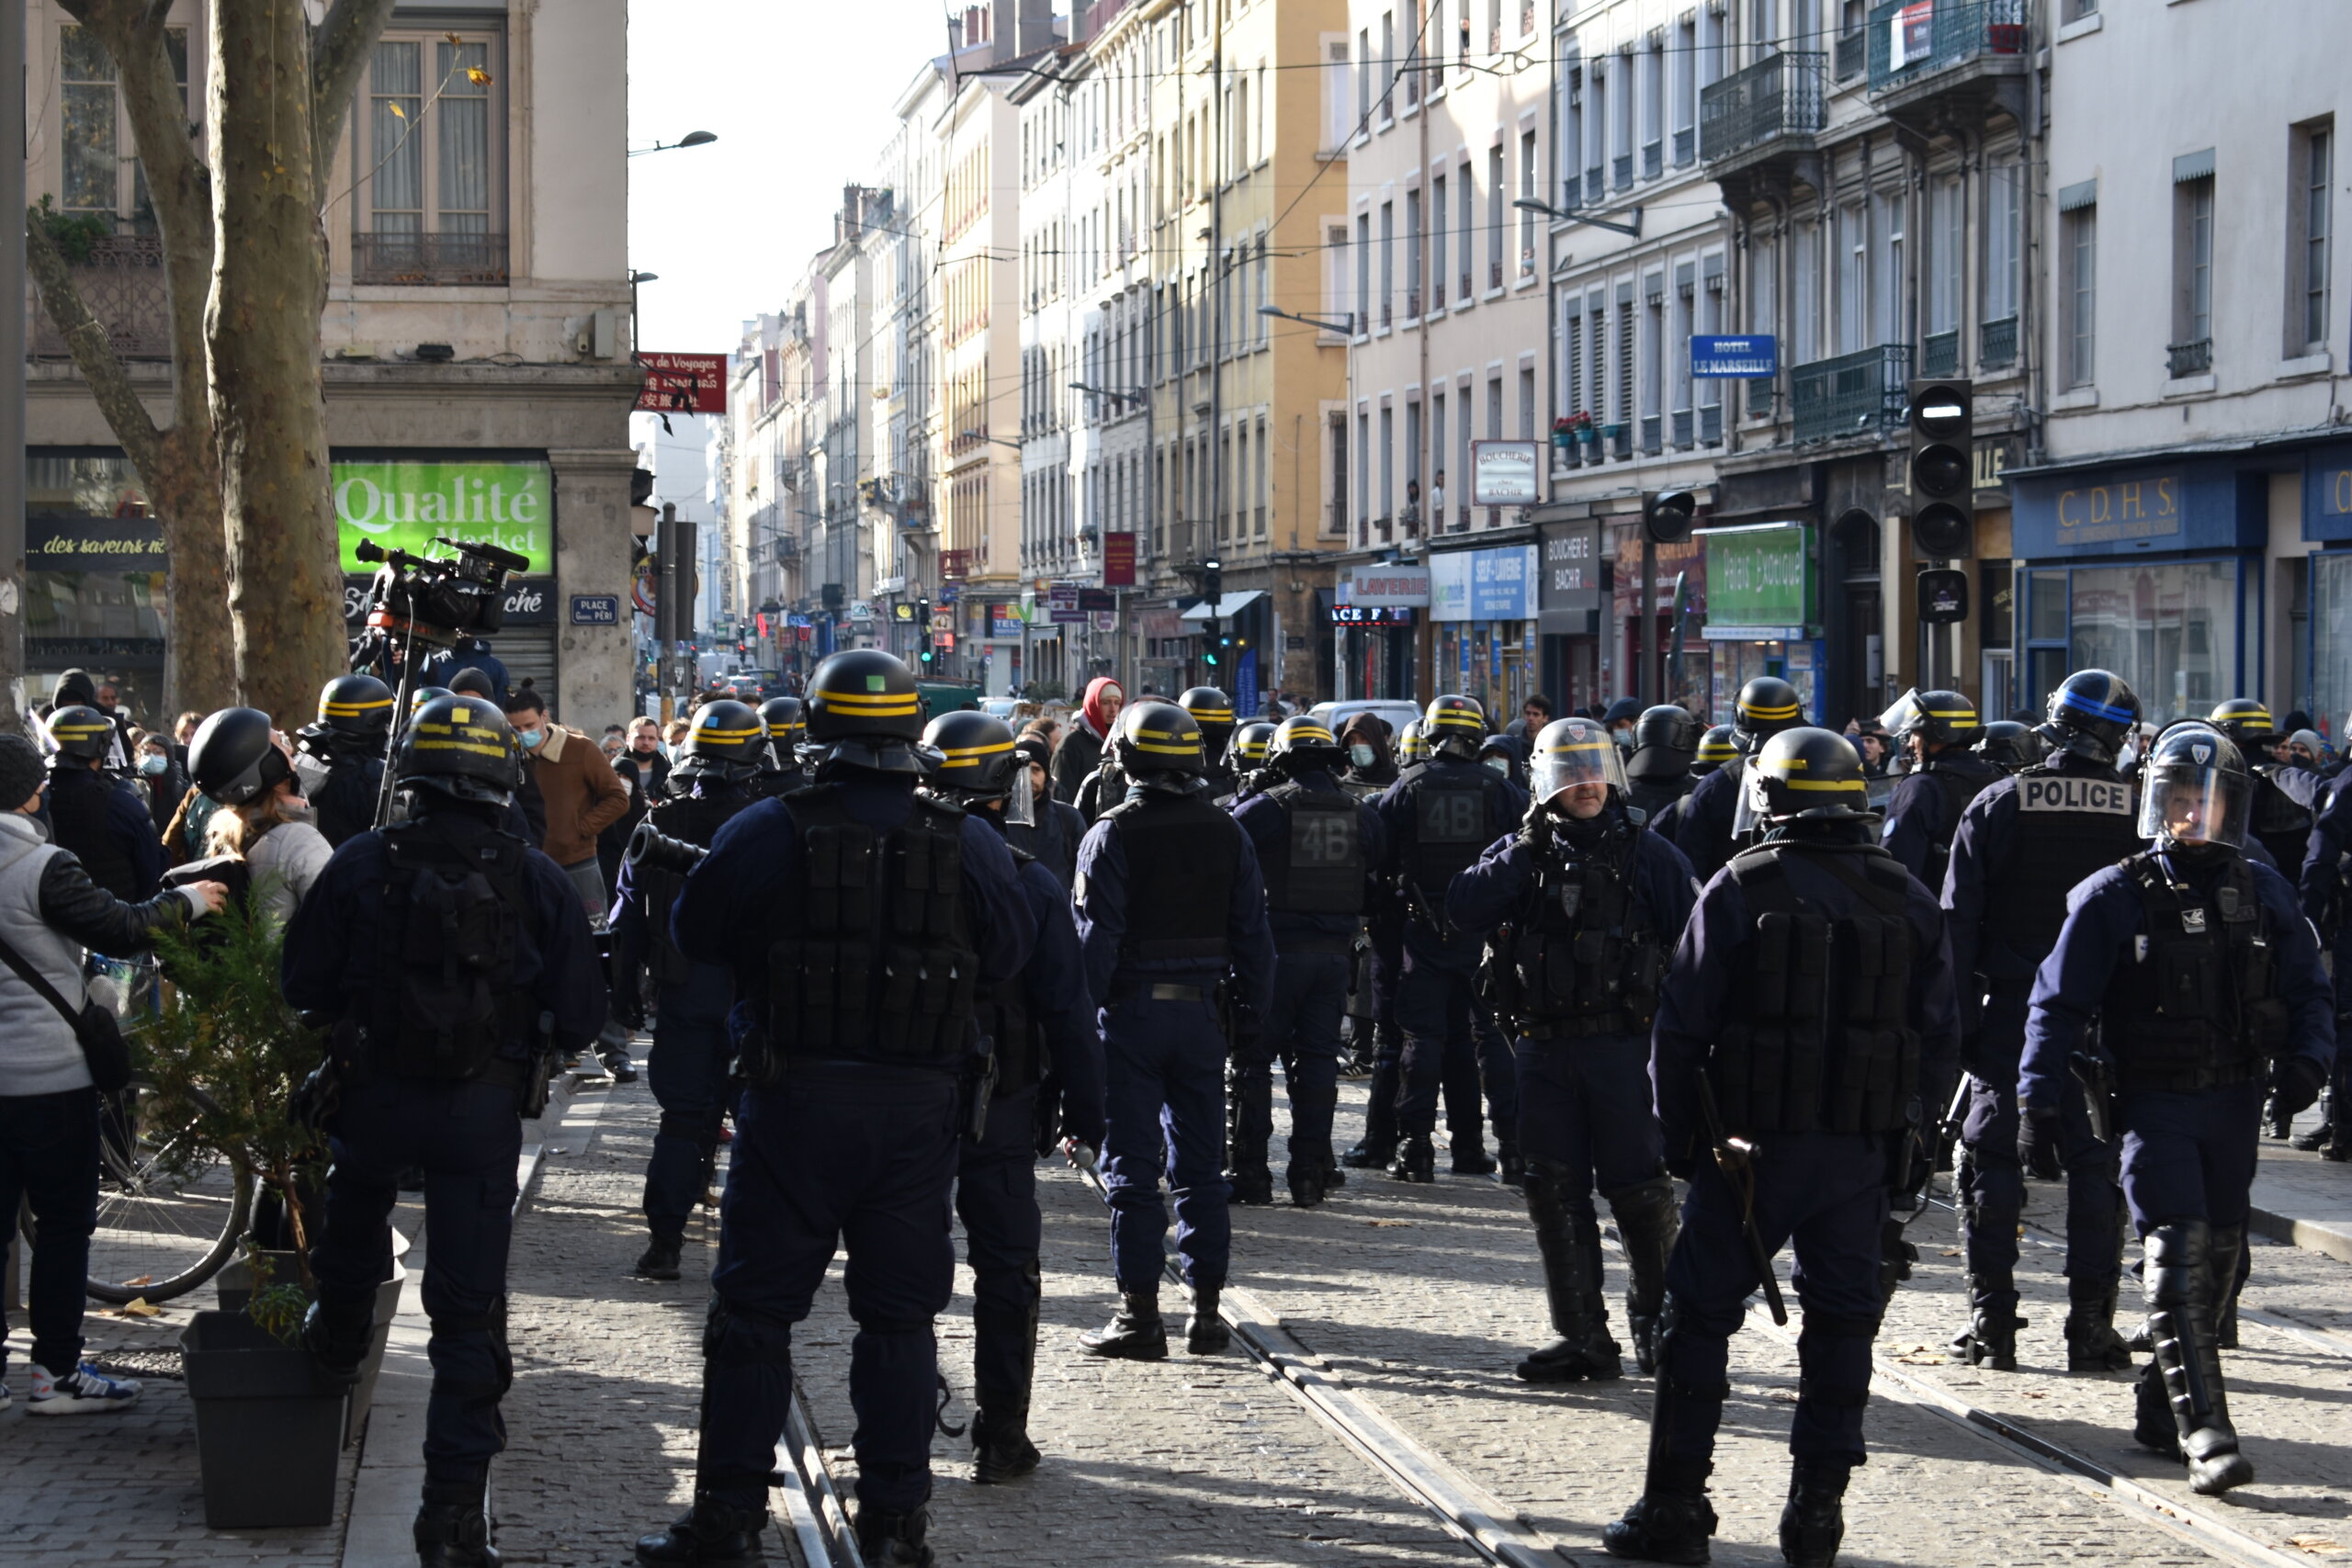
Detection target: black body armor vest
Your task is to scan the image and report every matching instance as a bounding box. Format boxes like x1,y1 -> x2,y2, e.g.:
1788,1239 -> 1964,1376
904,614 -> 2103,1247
2101,852 -> 2289,1092
973,847 -> 1048,1094
1406,763 -> 1501,900
1100,793 -> 1242,964
1625,773 -> 1691,826
1261,780 -> 1366,917
752,784 -> 978,1076
1915,752 -> 1999,892
47,768 -> 139,901
641,791 -> 752,984
1983,766 -> 2140,962
373,817 -> 532,1079
1707,843 -> 1919,1136
1488,816 -> 1664,1040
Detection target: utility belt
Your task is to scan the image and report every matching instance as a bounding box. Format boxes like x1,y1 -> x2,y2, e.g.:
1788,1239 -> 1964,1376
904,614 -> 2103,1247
1273,933 -> 1355,958
1114,980 -> 1213,1004
2114,1058 -> 2263,1097
1516,1010 -> 1647,1043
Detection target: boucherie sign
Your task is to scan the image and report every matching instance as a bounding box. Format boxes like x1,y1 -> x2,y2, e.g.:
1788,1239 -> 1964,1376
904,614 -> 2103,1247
333,459 -> 553,574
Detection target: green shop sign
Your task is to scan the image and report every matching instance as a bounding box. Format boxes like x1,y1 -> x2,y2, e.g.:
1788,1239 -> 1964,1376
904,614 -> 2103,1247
1702,523 -> 1815,638
333,459 -> 553,573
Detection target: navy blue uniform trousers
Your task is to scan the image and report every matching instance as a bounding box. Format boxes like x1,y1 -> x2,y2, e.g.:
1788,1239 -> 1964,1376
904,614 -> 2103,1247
1659,1134 -> 1887,1470
956,1085 -> 1041,1397
1100,987 -> 1231,1292
1239,951 -> 1349,1157
642,961 -> 734,1234
1959,979 -> 2122,1311
1513,1035 -> 1663,1213
2118,1080 -> 2265,1235
312,1076 -> 521,1485
701,1065 -> 961,1515
1396,959 -> 1521,1138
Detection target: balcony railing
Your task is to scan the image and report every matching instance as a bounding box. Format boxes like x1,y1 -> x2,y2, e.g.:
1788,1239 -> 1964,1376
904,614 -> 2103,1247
1672,408 -> 1694,448
1747,377 -> 1775,420
1461,271 -> 1474,301
2167,338 -> 2213,378
1868,0 -> 2029,95
1673,127 -> 1695,165
1980,314 -> 2018,368
1433,279 -> 1446,310
28,234 -> 169,359
1643,141 -> 1663,179
1701,403 -> 1724,446
1701,52 -> 1827,166
351,231 -> 511,287
1407,288 -> 1421,319
1921,328 -> 1962,377
1792,344 -> 1911,445
1835,29 -> 1866,80
1607,423 -> 1632,460
1489,260 -> 1504,290
1613,153 -> 1634,190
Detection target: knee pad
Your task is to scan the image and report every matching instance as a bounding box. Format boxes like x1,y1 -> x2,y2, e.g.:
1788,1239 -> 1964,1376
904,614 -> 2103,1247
703,1297 -> 797,1367
430,1296 -> 513,1400
1798,1311 -> 1883,1343
2142,1222 -> 2211,1309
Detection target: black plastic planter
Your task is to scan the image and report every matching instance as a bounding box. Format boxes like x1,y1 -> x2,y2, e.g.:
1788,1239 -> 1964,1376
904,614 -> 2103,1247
342,1271 -> 406,1448
180,1310 -> 347,1529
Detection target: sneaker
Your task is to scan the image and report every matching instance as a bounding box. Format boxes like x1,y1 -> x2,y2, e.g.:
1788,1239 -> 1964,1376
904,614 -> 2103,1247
28,1362 -> 140,1415
0,1380 -> 11,1413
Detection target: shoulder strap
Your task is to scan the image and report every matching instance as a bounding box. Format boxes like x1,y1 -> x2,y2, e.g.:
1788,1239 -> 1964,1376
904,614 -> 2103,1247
0,928 -> 86,1032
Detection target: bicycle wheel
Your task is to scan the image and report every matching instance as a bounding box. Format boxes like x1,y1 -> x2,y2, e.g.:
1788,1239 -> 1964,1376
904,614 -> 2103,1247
18,1085 -> 254,1304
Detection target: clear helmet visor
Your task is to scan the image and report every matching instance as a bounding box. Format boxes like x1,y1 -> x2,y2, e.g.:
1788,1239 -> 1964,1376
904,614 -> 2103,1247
1733,755 -> 1764,840
1875,687 -> 1926,737
1529,732 -> 1627,806
1005,761 -> 1037,828
2139,762 -> 2251,849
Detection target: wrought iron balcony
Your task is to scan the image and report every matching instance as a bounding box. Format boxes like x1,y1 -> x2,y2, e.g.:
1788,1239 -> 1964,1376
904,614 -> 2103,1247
1835,29 -> 1866,81
352,231 -> 511,287
1792,344 -> 1911,446
1868,0 -> 2029,96
1921,328 -> 1962,378
28,234 -> 169,359
1700,52 -> 1826,167
1980,314 -> 2018,369
1672,408 -> 1694,448
2167,338 -> 2213,378
1701,403 -> 1724,446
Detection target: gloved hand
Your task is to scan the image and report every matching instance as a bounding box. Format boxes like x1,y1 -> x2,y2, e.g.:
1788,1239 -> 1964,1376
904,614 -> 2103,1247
2272,1055 -> 2328,1121
2018,1110 -> 2062,1180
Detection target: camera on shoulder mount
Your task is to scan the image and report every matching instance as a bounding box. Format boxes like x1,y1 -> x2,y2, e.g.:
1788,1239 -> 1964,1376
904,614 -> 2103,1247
354,535 -> 531,646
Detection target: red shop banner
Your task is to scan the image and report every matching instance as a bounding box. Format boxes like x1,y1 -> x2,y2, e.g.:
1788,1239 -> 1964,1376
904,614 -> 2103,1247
635,352 -> 728,414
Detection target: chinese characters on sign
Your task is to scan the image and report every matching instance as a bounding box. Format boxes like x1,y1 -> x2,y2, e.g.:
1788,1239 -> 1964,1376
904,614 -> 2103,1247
634,352 -> 728,414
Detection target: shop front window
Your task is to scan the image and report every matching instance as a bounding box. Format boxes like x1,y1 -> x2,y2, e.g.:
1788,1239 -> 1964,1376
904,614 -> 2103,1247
2312,552 -> 2352,739
2065,559 -> 2234,728
24,454 -> 167,714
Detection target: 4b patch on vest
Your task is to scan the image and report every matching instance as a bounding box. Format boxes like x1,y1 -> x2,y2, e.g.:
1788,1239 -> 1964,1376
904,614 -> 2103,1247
2018,776 -> 2132,815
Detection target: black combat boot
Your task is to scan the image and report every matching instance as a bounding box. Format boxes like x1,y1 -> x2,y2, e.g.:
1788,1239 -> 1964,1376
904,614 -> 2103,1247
1450,1131 -> 1498,1175
2144,1222 -> 2255,1495
1495,1139 -> 1527,1190
300,1296 -> 372,1391
634,1493 -> 767,1565
854,1505 -> 935,1568
415,1478 -> 500,1568
2211,1223 -> 2245,1349
1518,1161 -> 1623,1382
972,1295 -> 1041,1483
1079,1290 -> 1169,1360
2064,1280 -> 2132,1372
1342,1054 -> 1400,1168
1605,1176 -> 1679,1376
1390,1134 -> 1436,1184
1778,1461 -> 1850,1567
2289,1085 -> 2332,1150
971,1388 -> 1041,1484
1186,1287 -> 1232,1354
1603,1318 -> 1724,1564
634,1228 -> 685,1282
1227,1063 -> 1276,1204
1953,1266 -> 2022,1371
1286,1137 -> 1335,1208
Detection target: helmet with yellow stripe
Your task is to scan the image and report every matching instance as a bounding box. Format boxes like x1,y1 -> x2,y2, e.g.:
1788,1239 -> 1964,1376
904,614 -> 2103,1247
1693,724 -> 1738,774
1110,699 -> 1208,784
1422,694 -> 1488,761
675,698 -> 764,783
922,710 -> 1021,802
316,674 -> 396,738
43,705 -> 117,761
1878,687 -> 1983,749
1732,677 -> 1804,750
800,649 -> 936,776
1178,685 -> 1237,756
1266,715 -> 1345,776
1227,720 -> 1277,772
395,694 -> 521,807
2207,697 -> 2277,747
1743,727 -> 1873,825
1529,717 -> 1628,806
1396,719 -> 1429,765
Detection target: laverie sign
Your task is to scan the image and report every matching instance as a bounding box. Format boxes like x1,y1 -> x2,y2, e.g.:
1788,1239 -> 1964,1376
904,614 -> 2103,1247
333,459 -> 554,573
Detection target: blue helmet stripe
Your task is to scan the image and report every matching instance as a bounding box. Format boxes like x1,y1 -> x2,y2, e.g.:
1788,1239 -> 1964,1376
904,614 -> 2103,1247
2059,688 -> 2134,724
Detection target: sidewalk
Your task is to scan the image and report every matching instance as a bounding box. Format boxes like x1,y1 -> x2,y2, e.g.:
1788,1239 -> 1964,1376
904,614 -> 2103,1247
2249,1106 -> 2352,1266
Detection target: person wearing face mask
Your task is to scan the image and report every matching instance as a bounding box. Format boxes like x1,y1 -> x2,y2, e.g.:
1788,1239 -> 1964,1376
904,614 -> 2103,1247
2021,723 -> 2335,1497
1449,718 -> 1698,1385
1338,714 -> 1397,797
1478,733 -> 1526,789
497,685 -> 629,922
1602,697 -> 1645,753
132,734 -> 188,840
186,708 -> 335,925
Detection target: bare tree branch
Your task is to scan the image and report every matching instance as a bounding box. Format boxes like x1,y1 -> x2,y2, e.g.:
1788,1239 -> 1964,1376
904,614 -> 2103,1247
25,211 -> 164,479
112,6 -> 215,435
311,0 -> 401,193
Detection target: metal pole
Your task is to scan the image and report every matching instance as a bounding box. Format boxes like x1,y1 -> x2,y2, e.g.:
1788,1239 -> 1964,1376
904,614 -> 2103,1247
656,502 -> 679,721
1638,534 -> 1657,704
0,0 -> 28,728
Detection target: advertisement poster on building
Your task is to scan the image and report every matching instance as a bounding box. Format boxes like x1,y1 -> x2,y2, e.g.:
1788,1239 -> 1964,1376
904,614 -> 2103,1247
1469,439 -> 1541,507
332,458 -> 554,572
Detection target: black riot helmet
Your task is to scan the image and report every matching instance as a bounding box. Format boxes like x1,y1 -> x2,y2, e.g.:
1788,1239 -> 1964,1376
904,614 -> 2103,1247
2139,722 -> 2252,852
1732,677 -> 1804,751
1422,694 -> 1488,761
803,649 -> 932,775
2207,698 -> 2278,748
1629,704 -> 1702,781
1110,699 -> 1207,787
758,695 -> 806,747
1178,686 -> 1236,758
1692,725 -> 1737,775
188,707 -> 295,806
1878,687 -> 1984,749
674,698 -> 764,784
1974,719 -> 2043,773
395,694 -> 521,807
44,705 -> 116,762
405,684 -> 455,728
1267,716 -> 1346,777
316,674 -> 396,737
2037,669 -> 2140,767
1744,727 -> 1874,824
922,710 -> 1027,827
1227,720 -> 1276,773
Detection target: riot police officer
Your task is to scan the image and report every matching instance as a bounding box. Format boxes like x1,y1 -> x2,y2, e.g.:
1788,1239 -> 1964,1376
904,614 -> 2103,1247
752,695 -> 808,799
1878,689 -> 2000,890
637,651 -> 1035,1568
2210,699 -> 2324,874
1448,718 -> 1697,1382
2294,772 -> 2352,1157
919,713 -> 1106,1481
293,674 -> 395,845
42,705 -> 162,902
1973,719 -> 2044,774
1075,701 -> 1275,1360
1603,728 -> 1959,1568
1179,685 -> 1238,798
613,699 -> 764,1281
1374,695 -> 1527,1183
1003,732 -> 1085,889
288,694 -> 605,1568
1669,677 -> 1804,885
1230,716 -> 1385,1206
1219,719 -> 1276,807
1624,704 -> 1702,824
1652,725 -> 1737,843
1940,670 -> 2141,1371
2021,724 -> 2335,1496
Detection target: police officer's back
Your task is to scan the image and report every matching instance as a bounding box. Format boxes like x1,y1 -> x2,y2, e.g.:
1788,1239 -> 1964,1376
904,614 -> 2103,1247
1673,678 -> 1804,885
286,695 -> 603,1568
1624,704 -> 1702,825
750,695 -> 808,800
2210,699 -> 2324,874
42,705 -> 162,902
292,674 -> 395,847
1179,685 -> 1238,800
1878,688 -> 2001,889
1217,719 -> 1275,807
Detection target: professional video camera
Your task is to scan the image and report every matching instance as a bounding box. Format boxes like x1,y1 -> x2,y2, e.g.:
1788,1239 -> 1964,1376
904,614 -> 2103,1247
354,535 -> 531,647
625,819 -> 709,877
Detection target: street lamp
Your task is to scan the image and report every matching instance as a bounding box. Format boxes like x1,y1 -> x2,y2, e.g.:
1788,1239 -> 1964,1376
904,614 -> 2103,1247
628,270 -> 660,365
1068,381 -> 1145,405
1258,304 -> 1357,335
629,130 -> 718,157
1513,196 -> 1643,240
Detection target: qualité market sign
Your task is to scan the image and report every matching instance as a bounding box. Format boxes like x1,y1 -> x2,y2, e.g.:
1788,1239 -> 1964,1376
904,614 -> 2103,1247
333,459 -> 554,574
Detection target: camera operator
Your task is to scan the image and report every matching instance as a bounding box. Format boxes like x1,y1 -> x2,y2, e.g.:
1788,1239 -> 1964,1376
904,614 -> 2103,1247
422,635 -> 511,707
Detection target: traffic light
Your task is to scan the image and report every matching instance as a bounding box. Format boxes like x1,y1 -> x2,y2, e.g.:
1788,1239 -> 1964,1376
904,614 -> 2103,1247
1644,490 -> 1697,545
916,596 -> 934,664
1200,555 -> 1224,668
1907,379 -> 1973,559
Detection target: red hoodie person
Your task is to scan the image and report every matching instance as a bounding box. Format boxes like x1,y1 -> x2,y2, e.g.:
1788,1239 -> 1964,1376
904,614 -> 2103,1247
1054,676 -> 1125,805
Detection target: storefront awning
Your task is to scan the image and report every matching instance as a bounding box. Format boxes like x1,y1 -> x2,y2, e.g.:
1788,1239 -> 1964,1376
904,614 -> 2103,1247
1180,590 -> 1265,621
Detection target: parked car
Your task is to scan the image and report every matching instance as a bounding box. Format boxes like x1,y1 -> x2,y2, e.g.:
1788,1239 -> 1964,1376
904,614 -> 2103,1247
1309,699 -> 1424,740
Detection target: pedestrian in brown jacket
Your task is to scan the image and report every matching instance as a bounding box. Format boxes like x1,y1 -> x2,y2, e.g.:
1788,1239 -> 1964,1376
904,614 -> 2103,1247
500,684 -> 629,920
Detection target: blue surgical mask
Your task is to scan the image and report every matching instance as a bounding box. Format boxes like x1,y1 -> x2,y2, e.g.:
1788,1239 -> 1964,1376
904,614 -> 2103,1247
138,755 -> 168,776
1350,743 -> 1376,769
517,728 -> 545,750
1485,756 -> 1511,775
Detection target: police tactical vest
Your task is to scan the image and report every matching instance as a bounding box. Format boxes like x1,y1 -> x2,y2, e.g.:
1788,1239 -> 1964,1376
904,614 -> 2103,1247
2249,766 -> 2315,874
1490,818 -> 1664,1039
47,769 -> 140,902
1261,780 -> 1366,917
2101,853 -> 2289,1093
1984,765 -> 2141,961
1708,843 -> 1919,1136
1102,793 -> 1242,964
1916,753 -> 1997,891
973,847 -> 1048,1093
376,818 -> 531,1079
752,784 -> 978,1074
1408,764 -> 1500,900
641,792 -> 752,984
1626,773 -> 1692,826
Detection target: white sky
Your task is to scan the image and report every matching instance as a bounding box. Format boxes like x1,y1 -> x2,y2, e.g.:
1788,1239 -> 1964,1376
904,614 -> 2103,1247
627,0 -> 960,355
